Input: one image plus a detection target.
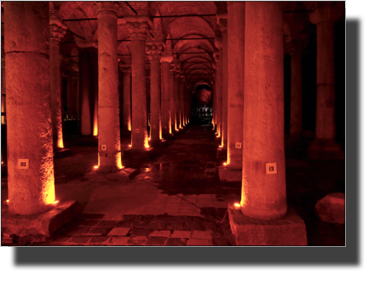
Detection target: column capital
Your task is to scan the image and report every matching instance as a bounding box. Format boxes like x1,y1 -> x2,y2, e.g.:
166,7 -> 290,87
96,1 -> 119,14
49,12 -> 67,43
126,21 -> 150,41
146,44 -> 163,61
286,39 -> 308,57
120,64 -> 131,75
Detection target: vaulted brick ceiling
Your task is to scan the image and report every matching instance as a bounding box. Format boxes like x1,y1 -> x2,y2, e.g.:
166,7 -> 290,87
52,1 -> 343,90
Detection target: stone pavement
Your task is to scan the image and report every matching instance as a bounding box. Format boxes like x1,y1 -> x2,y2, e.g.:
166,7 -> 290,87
1,124 -> 345,246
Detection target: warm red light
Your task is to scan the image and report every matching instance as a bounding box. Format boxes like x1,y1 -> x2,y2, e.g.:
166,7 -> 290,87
223,162 -> 228,166
6,199 -> 9,204
234,203 -> 240,208
94,165 -> 98,169
128,144 -> 132,148
93,99 -> 98,136
53,200 -> 59,204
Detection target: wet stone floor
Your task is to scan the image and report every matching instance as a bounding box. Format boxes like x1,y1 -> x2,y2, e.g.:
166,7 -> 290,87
1,123 -> 345,246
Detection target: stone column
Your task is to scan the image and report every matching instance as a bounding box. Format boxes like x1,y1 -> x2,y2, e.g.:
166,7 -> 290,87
213,53 -> 220,134
241,2 -> 287,220
287,40 -> 307,140
127,18 -> 150,149
308,6 -> 343,159
120,65 -> 131,132
179,75 -> 185,128
160,54 -> 172,138
1,38 -> 6,125
50,10 -> 67,149
221,26 -> 228,149
147,44 -> 163,143
227,1 -> 244,169
173,68 -> 181,130
96,2 -> 122,172
170,65 -> 178,131
5,2 -> 55,214
215,44 -> 223,139
79,51 -> 91,135
169,68 -> 175,134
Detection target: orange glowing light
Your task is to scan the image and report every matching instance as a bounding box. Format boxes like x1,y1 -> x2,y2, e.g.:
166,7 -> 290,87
93,98 -> 98,136
128,144 -> 132,148
53,200 -> 59,204
223,162 -> 228,166
234,203 -> 240,208
219,145 -> 223,148
144,138 -> 150,149
94,165 -> 98,169
6,199 -> 9,204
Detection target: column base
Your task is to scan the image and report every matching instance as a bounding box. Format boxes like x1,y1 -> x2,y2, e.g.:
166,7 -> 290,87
150,139 -> 169,148
54,148 -> 72,159
85,167 -> 137,182
308,139 -> 344,160
1,200 -> 81,244
228,203 -> 308,246
218,165 -> 242,182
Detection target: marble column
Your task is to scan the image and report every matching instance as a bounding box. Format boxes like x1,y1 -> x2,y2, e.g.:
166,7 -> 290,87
5,2 -> 55,214
120,65 -> 131,132
50,10 -> 66,149
160,54 -> 172,138
215,43 -> 223,139
179,75 -> 186,128
96,2 -> 122,172
241,2 -> 287,220
227,1 -> 244,169
308,6 -> 343,158
127,18 -> 150,149
147,44 -> 162,143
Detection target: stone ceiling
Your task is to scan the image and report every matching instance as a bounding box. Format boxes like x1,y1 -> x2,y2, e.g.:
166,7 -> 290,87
6,1 -> 344,91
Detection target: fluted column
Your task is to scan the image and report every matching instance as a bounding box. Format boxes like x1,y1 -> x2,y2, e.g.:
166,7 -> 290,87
5,2 -> 55,214
308,5 -> 343,158
127,17 -> 150,149
241,2 -> 286,220
50,9 -> 67,150
160,53 -> 172,138
147,44 -> 163,143
96,2 -> 122,172
120,65 -> 131,132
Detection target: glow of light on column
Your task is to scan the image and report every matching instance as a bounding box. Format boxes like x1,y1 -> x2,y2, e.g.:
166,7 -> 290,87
93,98 -> 98,136
144,138 -> 150,149
6,199 -> 9,205
94,165 -> 98,169
128,118 -> 131,131
116,152 -> 123,169
53,200 -> 59,205
223,162 -> 228,166
128,144 -> 132,148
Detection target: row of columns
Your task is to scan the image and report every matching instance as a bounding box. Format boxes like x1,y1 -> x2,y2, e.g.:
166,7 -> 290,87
3,2 -> 191,215
212,2 -> 342,220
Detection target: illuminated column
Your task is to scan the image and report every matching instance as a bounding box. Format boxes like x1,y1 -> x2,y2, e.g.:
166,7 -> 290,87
127,18 -> 150,149
5,2 -> 55,214
96,2 -> 122,172
160,55 -> 172,138
241,2 -> 287,220
1,37 -> 6,124
120,64 -> 131,132
227,1 -> 244,169
213,53 -> 220,134
215,44 -> 223,139
147,44 -> 163,143
173,68 -> 181,130
91,51 -> 99,137
287,40 -> 307,139
221,26 -> 228,148
169,68 -> 176,133
308,6 -> 343,158
179,75 -> 185,128
79,51 -> 91,135
49,9 -> 66,149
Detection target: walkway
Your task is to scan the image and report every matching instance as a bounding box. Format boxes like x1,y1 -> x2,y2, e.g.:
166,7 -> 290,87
1,124 -> 345,246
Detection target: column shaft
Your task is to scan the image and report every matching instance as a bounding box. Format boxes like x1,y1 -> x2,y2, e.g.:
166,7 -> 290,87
217,53 -> 223,138
5,2 -> 55,215
79,52 -> 91,135
221,31 -> 228,148
122,69 -> 131,131
97,5 -> 122,171
169,71 -> 175,133
227,2 -> 244,169
290,54 -> 303,137
161,62 -> 171,137
150,57 -> 160,142
241,2 -> 287,220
